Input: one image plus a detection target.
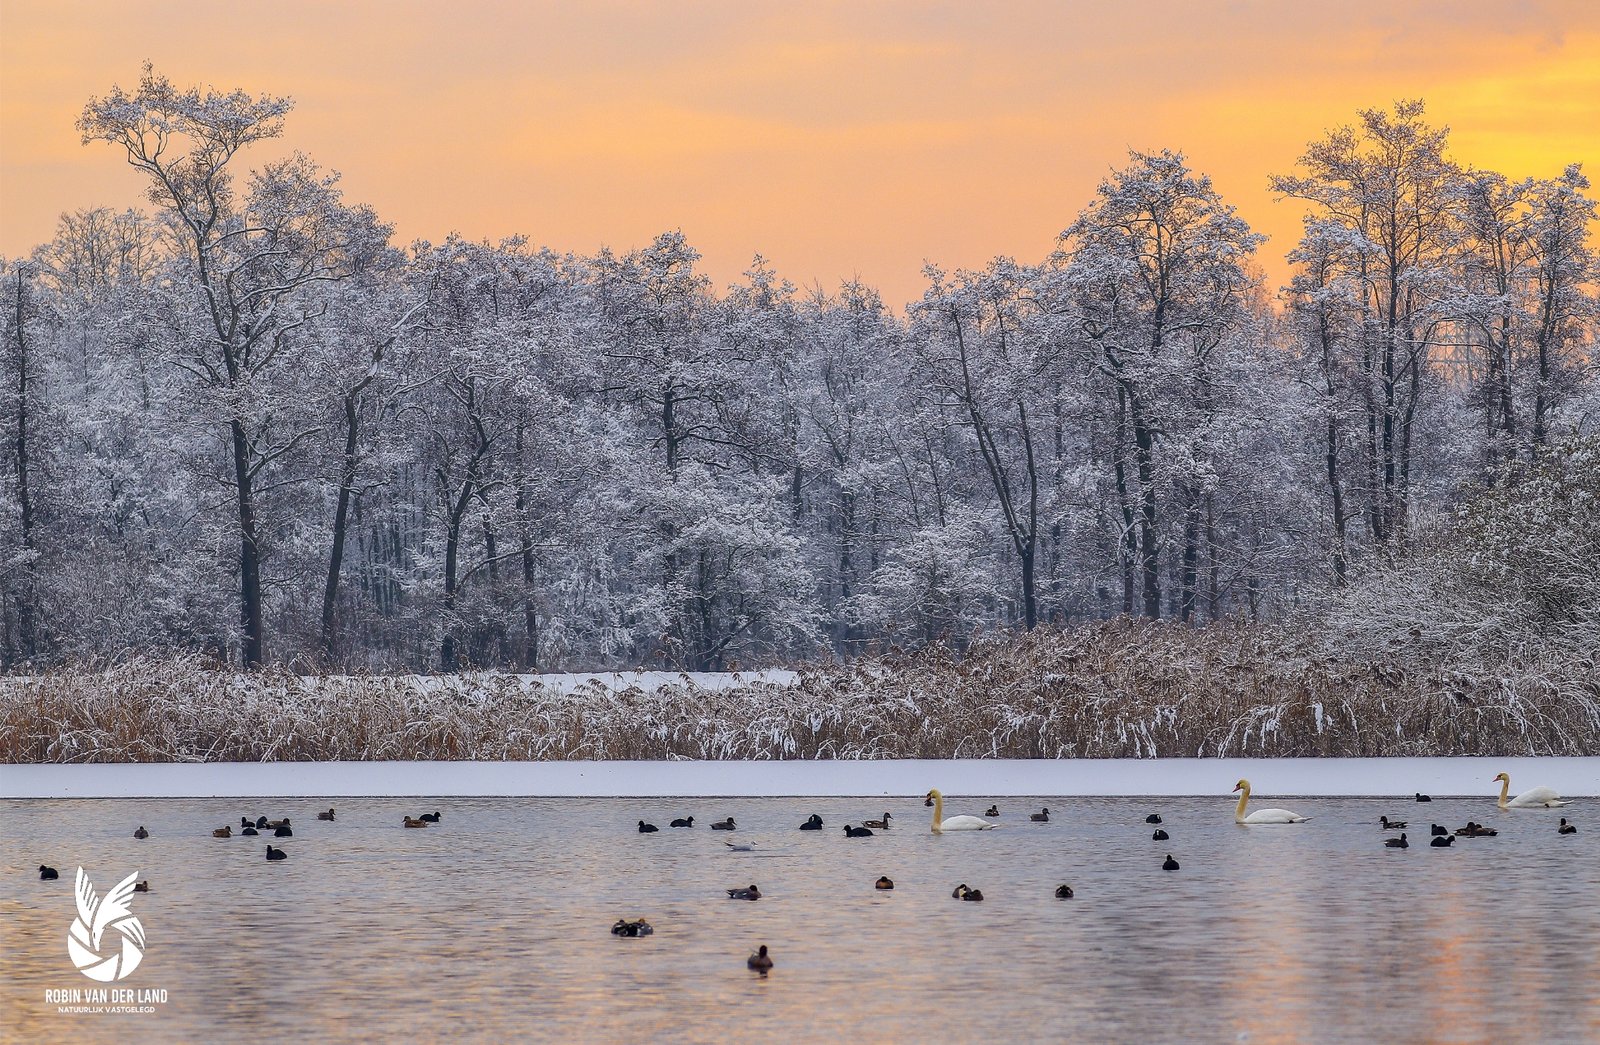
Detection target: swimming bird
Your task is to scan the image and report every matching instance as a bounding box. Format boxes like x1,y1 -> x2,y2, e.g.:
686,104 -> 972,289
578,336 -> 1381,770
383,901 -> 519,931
985,805 -> 1000,818
1055,884 -> 1074,899
403,816 -> 428,828
255,816 -> 269,829
1430,835 -> 1454,847
1379,816 -> 1407,830
725,841 -> 757,852
1232,780 -> 1310,824
1559,818 -> 1577,834
134,826 -> 149,839
875,876 -> 894,890
1455,822 -> 1498,837
1431,824 -> 1447,836
638,821 -> 659,833
39,865 -> 59,880
1146,814 -> 1163,824
924,790 -> 998,832
1385,833 -> 1409,849
240,817 -> 254,828
266,818 -> 290,830
727,884 -> 761,901
242,826 -> 259,836
843,824 -> 875,837
670,816 -> 695,828
1030,807 -> 1050,822
748,945 -> 773,971
212,826 -> 232,838
951,884 -> 970,899
266,845 -> 288,861
275,823 -> 293,837
1152,828 -> 1169,841
799,814 -> 823,831
1493,772 -> 1569,809
611,918 -> 654,937
420,812 -> 442,823
711,817 -> 736,830
863,813 -> 893,829
133,881 -> 151,892
317,808 -> 336,821
1415,793 -> 1432,803
1162,854 -> 1180,871
962,889 -> 985,902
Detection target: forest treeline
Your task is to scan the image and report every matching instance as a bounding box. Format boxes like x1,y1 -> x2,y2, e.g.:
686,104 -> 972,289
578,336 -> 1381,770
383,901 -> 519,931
1,71 -> 1595,672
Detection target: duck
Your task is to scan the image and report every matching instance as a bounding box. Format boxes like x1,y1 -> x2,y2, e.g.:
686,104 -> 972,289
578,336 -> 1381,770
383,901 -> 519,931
1415,793 -> 1433,803
266,818 -> 290,830
1162,854 -> 1180,871
1431,823 -> 1447,836
924,790 -> 998,832
1385,833 -> 1409,849
1558,818 -> 1577,835
798,814 -> 824,831
420,812 -> 442,823
241,826 -> 259,836
265,845 -> 288,861
403,816 -> 428,828
39,865 -> 59,880
724,841 -> 757,852
843,824 -> 875,837
875,876 -> 894,890
133,880 -> 151,892
1029,807 -> 1050,822
317,808 -> 336,821
862,813 -> 893,829
274,823 -> 293,837
711,817 -> 736,831
985,805 -> 1000,818
726,884 -> 761,901
611,917 -> 654,937
212,826 -> 232,838
747,945 -> 773,971
951,884 -> 970,899
1493,772 -> 1569,809
1379,816 -> 1407,830
1152,828 -> 1169,841
1146,813 -> 1163,824
1055,884 -> 1074,899
670,816 -> 695,828
638,821 -> 659,833
133,826 -> 149,839
1232,780 -> 1310,824
1456,822 -> 1498,837
1430,835 -> 1454,847
240,817 -> 254,829
962,888 -> 985,902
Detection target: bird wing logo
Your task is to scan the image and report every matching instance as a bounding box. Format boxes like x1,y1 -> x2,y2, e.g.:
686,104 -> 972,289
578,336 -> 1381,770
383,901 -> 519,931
67,868 -> 146,982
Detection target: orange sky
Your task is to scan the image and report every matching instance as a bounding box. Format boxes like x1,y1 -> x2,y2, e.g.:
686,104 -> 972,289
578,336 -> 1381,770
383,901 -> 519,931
2,1 -> 1598,306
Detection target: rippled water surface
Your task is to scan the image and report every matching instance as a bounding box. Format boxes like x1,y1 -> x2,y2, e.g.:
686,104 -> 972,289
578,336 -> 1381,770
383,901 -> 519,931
3,795 -> 1597,1043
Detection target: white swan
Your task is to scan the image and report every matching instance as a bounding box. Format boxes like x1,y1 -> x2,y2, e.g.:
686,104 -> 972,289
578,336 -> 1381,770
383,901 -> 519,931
924,789 -> 998,832
1494,772 -> 1569,809
1232,779 -> 1311,824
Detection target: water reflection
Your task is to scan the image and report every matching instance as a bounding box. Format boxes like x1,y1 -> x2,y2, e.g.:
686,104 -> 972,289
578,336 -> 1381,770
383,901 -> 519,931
2,795 -> 1597,1042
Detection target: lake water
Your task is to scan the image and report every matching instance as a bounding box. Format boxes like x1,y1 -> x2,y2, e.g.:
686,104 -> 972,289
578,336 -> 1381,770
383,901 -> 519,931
2,795 -> 1596,1043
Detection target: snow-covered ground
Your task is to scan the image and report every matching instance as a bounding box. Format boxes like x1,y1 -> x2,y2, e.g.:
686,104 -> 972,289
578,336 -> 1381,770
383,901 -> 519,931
3,756 -> 1595,799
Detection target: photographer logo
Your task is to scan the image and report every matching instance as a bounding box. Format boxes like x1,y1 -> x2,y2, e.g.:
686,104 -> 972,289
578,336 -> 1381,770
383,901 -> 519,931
67,868 -> 146,982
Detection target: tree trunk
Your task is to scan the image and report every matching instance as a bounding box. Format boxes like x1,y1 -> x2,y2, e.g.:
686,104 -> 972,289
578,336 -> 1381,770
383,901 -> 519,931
231,416 -> 265,669
10,269 -> 37,661
320,394 -> 361,663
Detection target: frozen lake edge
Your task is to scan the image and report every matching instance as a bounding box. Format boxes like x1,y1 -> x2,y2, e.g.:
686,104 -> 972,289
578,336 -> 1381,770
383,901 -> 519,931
3,756 -> 1597,799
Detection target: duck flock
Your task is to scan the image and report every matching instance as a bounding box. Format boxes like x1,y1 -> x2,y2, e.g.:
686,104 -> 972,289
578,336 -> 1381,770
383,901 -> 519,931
31,772 -> 1577,976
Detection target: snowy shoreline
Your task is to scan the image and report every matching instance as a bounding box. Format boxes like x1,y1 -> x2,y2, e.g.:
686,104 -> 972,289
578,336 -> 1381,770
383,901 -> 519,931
3,756 -> 1596,800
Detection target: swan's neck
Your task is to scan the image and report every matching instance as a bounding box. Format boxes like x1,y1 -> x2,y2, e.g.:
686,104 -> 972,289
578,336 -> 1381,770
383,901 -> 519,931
1497,777 -> 1510,808
931,794 -> 943,832
1234,787 -> 1250,821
